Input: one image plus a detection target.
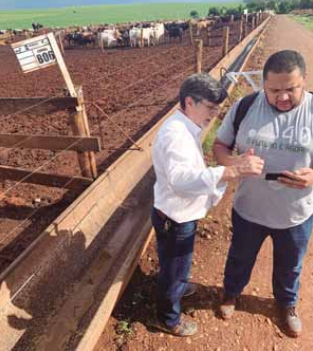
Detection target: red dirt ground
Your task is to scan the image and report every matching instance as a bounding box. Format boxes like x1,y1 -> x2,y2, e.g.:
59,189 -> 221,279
95,15 -> 313,351
0,21 -> 245,273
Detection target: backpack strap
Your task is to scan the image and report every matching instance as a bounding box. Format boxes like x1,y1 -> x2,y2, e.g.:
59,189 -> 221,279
230,92 -> 259,150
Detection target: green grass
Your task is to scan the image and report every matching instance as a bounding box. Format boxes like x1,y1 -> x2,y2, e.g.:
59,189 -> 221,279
0,2 -> 241,29
203,118 -> 221,154
289,14 -> 313,31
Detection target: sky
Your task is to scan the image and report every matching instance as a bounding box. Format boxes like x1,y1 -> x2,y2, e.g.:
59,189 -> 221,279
0,0 -> 235,11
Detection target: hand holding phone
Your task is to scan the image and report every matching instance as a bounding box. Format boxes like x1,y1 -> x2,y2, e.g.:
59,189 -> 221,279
265,173 -> 293,181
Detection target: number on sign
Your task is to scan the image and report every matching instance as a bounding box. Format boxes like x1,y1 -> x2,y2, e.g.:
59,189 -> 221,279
48,50 -> 55,60
36,50 -> 55,64
36,54 -> 44,64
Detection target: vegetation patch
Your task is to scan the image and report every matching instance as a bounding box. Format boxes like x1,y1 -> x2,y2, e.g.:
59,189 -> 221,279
289,13 -> 313,30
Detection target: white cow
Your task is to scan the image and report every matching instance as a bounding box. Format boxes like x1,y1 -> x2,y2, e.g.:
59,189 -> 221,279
98,29 -> 121,50
129,27 -> 141,48
129,27 -> 152,48
150,23 -> 165,46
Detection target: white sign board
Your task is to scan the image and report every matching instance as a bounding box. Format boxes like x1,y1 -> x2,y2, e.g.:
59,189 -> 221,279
243,9 -> 248,15
12,34 -> 56,73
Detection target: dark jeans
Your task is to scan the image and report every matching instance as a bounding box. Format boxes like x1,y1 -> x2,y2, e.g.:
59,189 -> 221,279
224,209 -> 313,307
151,208 -> 197,327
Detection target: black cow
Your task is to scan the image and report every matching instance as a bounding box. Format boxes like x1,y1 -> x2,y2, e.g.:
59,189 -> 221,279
165,23 -> 184,43
32,22 -> 43,31
78,33 -> 97,47
118,29 -> 130,47
65,32 -> 96,47
65,32 -> 79,46
180,21 -> 190,32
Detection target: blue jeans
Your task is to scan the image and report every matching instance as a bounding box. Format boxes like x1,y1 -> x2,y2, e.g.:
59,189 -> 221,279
151,208 -> 197,327
224,209 -> 313,307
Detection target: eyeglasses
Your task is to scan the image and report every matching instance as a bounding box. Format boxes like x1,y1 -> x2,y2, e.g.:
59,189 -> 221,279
199,100 -> 220,111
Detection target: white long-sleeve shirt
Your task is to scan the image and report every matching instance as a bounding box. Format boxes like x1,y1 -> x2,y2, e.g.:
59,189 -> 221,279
153,109 -> 227,223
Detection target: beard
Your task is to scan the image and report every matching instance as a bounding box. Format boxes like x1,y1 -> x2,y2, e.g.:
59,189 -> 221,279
265,92 -> 304,113
272,102 -> 295,112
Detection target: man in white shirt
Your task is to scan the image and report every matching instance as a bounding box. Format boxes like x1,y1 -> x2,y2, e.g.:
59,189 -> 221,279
152,73 -> 264,337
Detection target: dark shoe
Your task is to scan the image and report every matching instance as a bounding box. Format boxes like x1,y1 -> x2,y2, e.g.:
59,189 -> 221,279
219,293 -> 237,320
183,283 -> 197,298
152,316 -> 198,337
281,306 -> 302,337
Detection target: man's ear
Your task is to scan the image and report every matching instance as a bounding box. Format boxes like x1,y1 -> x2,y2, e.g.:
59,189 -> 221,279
185,96 -> 194,108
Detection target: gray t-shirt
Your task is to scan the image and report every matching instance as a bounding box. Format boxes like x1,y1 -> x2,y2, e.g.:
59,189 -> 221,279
217,90 -> 313,229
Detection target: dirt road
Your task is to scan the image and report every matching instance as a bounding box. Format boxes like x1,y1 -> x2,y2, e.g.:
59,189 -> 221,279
96,15 -> 313,351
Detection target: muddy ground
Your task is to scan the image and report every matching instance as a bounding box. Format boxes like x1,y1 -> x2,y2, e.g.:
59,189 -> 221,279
95,15 -> 313,351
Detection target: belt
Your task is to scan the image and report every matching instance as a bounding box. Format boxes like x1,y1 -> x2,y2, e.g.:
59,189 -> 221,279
155,208 -> 168,220
155,208 -> 173,231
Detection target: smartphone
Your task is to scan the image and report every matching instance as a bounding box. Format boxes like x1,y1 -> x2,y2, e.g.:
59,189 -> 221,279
265,173 -> 293,181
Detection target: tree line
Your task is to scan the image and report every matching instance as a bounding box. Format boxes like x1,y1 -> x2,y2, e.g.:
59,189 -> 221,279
190,0 -> 313,18
242,0 -> 312,14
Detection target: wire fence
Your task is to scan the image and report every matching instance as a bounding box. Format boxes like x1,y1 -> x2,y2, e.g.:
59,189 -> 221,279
0,53 -> 197,172
0,14 -> 268,253
0,14 -> 269,306
0,53 -> 204,255
0,24 -> 230,200
3,66 -> 199,306
0,17 -> 251,191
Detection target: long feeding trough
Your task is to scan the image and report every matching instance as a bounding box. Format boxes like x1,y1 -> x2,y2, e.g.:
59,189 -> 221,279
0,14 -> 272,351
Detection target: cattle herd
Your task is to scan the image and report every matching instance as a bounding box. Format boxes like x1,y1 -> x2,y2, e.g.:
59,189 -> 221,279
60,16 -> 241,49
0,14 -> 256,50
61,21 -> 192,49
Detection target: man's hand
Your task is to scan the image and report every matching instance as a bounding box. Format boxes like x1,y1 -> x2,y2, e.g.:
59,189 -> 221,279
221,149 -> 264,181
235,149 -> 265,177
278,168 -> 313,189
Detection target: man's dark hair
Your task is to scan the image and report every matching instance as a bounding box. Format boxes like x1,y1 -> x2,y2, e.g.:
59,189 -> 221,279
263,50 -> 306,80
179,73 -> 227,109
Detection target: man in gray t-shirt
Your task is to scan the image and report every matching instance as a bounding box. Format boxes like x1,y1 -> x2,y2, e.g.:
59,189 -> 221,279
213,50 -> 313,338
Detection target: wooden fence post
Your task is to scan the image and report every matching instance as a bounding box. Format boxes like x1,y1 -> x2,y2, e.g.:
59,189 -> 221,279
70,86 -> 97,179
195,39 -> 203,74
222,26 -> 229,57
46,35 -> 97,179
251,16 -> 256,31
58,32 -> 65,55
243,15 -> 248,38
100,34 -> 104,52
189,20 -> 194,45
261,12 -> 265,22
239,19 -> 243,43
207,27 -> 211,47
140,28 -> 144,48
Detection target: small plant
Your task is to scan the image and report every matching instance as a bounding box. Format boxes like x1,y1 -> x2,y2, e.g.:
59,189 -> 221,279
203,118 -> 221,154
115,320 -> 133,336
114,335 -> 124,348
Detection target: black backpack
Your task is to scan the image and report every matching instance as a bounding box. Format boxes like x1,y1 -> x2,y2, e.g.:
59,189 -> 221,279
230,92 -> 259,150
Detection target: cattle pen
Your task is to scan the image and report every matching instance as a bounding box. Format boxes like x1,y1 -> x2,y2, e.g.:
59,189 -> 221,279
0,13 -> 272,351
